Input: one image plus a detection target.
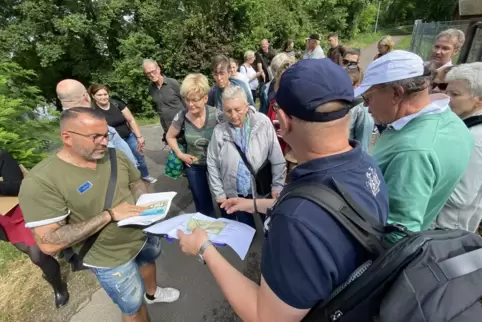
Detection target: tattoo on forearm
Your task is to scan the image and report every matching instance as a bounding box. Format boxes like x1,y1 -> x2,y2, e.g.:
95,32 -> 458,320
35,213 -> 109,247
130,179 -> 148,201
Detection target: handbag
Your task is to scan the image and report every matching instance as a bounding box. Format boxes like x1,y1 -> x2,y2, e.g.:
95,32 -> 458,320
164,111 -> 188,180
164,143 -> 186,180
63,148 -> 118,272
232,143 -> 272,197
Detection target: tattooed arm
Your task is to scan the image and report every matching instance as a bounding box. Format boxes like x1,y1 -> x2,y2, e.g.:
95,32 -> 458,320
31,202 -> 145,255
31,212 -> 112,255
130,179 -> 149,202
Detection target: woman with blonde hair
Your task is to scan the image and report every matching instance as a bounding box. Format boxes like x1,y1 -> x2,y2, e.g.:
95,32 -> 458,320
374,35 -> 395,60
166,73 -> 221,218
239,50 -> 263,102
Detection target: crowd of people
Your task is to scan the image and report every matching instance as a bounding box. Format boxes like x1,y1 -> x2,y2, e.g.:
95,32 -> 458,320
0,26 -> 480,322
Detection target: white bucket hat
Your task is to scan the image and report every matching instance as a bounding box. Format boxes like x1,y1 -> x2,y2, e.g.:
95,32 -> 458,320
354,50 -> 425,98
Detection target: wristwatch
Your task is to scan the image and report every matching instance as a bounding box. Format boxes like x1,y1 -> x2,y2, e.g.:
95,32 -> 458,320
197,240 -> 214,264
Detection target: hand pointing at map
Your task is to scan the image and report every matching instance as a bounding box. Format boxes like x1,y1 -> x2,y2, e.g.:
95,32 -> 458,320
178,228 -> 209,256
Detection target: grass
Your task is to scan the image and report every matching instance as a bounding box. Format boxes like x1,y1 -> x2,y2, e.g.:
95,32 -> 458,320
397,36 -> 412,50
344,32 -> 383,49
136,116 -> 160,126
0,246 -> 99,322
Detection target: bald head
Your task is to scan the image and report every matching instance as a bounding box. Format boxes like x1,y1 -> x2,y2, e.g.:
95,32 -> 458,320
261,39 -> 269,52
56,79 -> 90,109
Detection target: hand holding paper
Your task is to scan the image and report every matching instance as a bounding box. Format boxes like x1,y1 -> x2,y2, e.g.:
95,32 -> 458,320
144,213 -> 256,260
177,228 -> 209,256
117,192 -> 177,226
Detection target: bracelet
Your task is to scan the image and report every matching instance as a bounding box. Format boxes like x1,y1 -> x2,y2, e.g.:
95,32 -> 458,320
136,135 -> 143,139
105,209 -> 114,221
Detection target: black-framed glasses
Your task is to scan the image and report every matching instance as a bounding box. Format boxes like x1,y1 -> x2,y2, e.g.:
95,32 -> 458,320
343,59 -> 358,66
361,88 -> 381,107
67,130 -> 114,144
432,82 -> 448,91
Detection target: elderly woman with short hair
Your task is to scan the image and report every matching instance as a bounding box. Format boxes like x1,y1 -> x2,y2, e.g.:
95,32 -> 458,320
166,73 -> 222,218
435,62 -> 482,232
207,86 -> 286,228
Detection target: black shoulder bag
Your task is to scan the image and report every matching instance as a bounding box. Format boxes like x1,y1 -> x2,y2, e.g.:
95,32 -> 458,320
64,148 -> 118,272
232,143 -> 272,198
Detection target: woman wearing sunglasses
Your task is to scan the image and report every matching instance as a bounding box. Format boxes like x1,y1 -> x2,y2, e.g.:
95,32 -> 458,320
431,66 -> 454,94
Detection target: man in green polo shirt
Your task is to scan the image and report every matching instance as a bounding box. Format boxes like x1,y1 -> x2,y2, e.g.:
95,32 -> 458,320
19,107 -> 179,322
356,50 -> 474,234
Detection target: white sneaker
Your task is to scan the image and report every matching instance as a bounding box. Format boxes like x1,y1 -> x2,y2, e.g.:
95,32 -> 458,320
144,286 -> 180,304
142,176 -> 158,184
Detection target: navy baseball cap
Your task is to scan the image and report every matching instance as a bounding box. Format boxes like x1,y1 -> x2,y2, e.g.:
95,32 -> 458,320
275,58 -> 354,122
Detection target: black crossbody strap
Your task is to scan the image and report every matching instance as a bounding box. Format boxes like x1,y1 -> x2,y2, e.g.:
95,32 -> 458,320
270,181 -> 386,256
78,148 -> 117,259
232,142 -> 256,176
231,142 -> 262,213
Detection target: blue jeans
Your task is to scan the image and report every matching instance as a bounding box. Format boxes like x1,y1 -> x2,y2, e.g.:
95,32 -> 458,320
220,195 -> 265,229
124,132 -> 149,178
90,236 -> 162,315
185,164 -> 215,218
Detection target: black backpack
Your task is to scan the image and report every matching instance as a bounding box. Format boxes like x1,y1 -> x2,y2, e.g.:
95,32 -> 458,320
268,178 -> 482,322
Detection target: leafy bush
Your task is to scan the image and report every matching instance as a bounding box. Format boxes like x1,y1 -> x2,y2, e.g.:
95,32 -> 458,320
0,62 -> 57,168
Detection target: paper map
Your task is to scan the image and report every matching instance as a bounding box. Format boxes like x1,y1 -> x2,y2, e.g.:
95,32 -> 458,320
186,217 -> 227,235
144,212 -> 256,260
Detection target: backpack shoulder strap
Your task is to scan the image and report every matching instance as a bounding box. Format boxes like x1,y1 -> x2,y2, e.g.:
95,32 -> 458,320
269,180 -> 386,256
464,115 -> 482,128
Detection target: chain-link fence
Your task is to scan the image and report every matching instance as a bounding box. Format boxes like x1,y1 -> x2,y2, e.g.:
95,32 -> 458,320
410,20 -> 471,61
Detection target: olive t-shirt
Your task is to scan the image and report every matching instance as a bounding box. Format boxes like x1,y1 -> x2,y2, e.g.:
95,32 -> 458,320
95,99 -> 131,139
171,105 -> 220,165
18,150 -> 146,268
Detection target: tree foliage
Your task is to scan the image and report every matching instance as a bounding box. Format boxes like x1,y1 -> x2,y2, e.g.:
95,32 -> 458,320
379,0 -> 457,27
0,0 -> 378,117
0,61 -> 54,168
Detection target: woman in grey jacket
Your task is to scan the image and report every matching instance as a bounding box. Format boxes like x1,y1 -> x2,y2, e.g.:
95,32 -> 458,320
207,86 -> 286,229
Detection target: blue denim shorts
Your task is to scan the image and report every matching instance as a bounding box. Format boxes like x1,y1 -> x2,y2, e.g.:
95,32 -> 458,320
90,236 -> 162,315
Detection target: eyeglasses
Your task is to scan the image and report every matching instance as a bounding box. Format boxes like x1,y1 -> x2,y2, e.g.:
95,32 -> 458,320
432,82 -> 448,91
185,97 -> 205,104
145,69 -> 158,76
67,130 -> 114,144
213,71 -> 228,78
361,88 -> 381,106
343,59 -> 358,66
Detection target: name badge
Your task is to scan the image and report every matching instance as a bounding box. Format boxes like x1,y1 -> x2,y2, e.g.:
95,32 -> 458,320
77,181 -> 93,194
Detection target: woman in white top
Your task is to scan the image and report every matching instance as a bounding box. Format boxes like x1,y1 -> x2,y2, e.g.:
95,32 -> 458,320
239,50 -> 263,103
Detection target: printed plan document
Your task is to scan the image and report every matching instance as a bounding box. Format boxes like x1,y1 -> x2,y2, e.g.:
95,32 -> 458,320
117,192 -> 177,227
143,213 -> 256,260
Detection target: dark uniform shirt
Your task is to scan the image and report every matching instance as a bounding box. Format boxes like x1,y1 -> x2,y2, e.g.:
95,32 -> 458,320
262,141 -> 389,309
148,76 -> 186,132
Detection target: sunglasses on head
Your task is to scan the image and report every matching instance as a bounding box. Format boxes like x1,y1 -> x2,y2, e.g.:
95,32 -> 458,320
432,82 -> 448,90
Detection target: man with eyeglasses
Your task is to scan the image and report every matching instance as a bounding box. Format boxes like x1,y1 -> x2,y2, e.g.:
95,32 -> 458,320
56,79 -> 137,166
19,107 -> 180,322
207,54 -> 254,111
357,50 -> 474,237
143,59 -> 186,143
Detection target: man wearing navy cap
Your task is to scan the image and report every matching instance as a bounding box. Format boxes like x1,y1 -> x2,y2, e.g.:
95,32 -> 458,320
177,59 -> 389,321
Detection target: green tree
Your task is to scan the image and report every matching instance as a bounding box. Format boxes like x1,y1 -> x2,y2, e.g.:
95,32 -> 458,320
0,61 -> 55,167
